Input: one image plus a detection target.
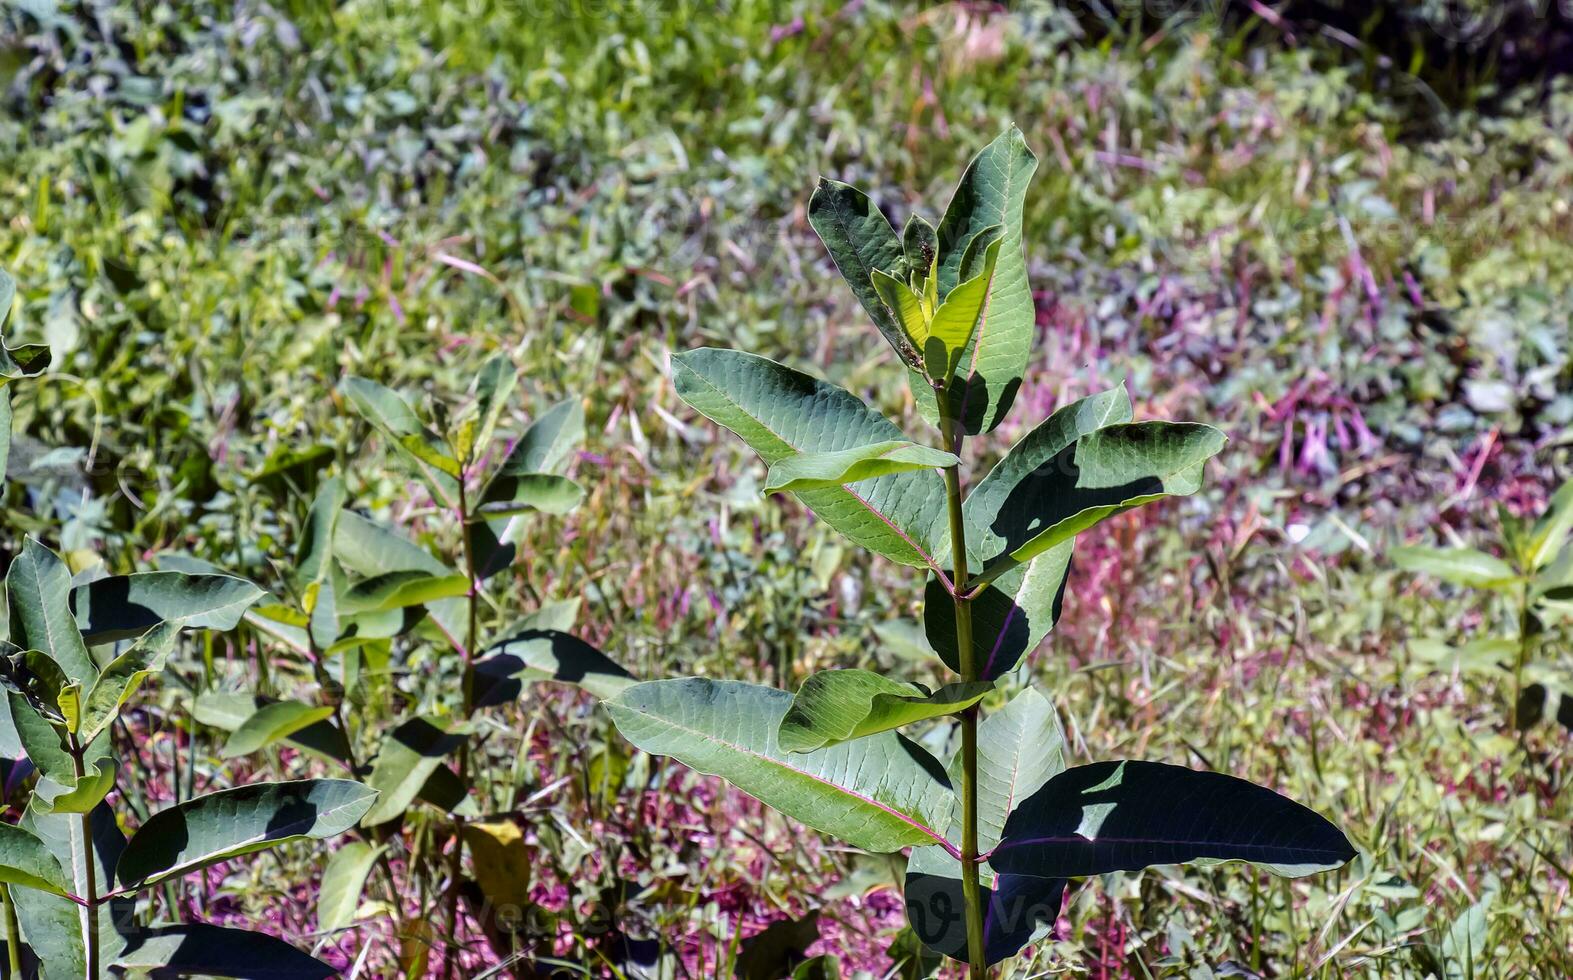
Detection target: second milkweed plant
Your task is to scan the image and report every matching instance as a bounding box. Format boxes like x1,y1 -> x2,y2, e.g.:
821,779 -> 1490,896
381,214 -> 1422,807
608,129 -> 1356,974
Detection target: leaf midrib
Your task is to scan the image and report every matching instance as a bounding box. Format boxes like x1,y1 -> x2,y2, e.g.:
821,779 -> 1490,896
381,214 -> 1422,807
620,702 -> 953,854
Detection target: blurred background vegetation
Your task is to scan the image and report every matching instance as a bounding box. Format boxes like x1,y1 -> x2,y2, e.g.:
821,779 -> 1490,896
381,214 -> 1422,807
1,0 -> 1571,976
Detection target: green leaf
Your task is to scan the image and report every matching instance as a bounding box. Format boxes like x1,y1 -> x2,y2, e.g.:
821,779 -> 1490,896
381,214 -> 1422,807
0,267 -> 12,332
475,473 -> 584,517
473,628 -> 634,704
317,841 -> 383,933
339,376 -> 460,504
222,700 -> 336,758
360,716 -> 468,827
337,570 -> 471,615
483,397 -> 584,486
14,799 -> 131,976
905,846 -> 1065,965
734,910 -> 822,980
34,757 -> 117,813
1392,545 -> 1521,590
0,822 -> 71,897
292,477 -> 348,592
764,441 -> 959,495
7,690 -> 112,788
456,353 -> 519,465
332,512 -> 464,641
924,126 -> 1039,434
807,178 -> 912,366
6,539 -> 96,686
904,689 -> 1069,964
72,570 -> 264,646
923,230 -> 1002,383
77,620 -> 182,742
116,779 -> 377,890
1530,481 -> 1573,570
0,647 -> 75,727
672,349 -> 948,571
777,669 -> 991,753
1,392 -> 11,484
871,269 -> 929,361
928,388 -> 1131,678
992,760 -> 1356,879
976,421 -> 1227,575
111,922 -> 337,978
606,678 -> 954,853
193,692 -> 352,763
903,213 -> 938,284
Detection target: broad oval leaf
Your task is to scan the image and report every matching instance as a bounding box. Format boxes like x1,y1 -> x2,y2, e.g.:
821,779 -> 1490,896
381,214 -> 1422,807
777,669 -> 991,753
484,397 -> 585,484
78,619 -> 182,742
337,570 -> 471,615
112,922 -> 337,979
905,846 -> 1064,966
72,571 -> 264,646
473,628 -> 634,704
360,716 -> 468,827
904,688 -> 1069,964
0,822 -> 71,897
476,473 -> 584,517
807,178 -> 911,366
222,700 -> 336,759
671,348 -> 948,572
6,539 -> 96,685
194,692 -> 352,763
317,841 -> 383,933
606,678 -> 954,853
116,779 -> 377,890
928,387 -> 1131,678
975,421 -> 1226,578
992,760 -> 1356,879
338,376 -> 460,504
1529,480 -> 1573,571
292,477 -> 348,592
922,126 -> 1039,435
763,441 -> 959,495
1392,545 -> 1521,590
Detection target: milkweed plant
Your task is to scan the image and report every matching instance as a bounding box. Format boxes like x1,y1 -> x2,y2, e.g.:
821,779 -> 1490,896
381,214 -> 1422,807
607,129 -> 1358,974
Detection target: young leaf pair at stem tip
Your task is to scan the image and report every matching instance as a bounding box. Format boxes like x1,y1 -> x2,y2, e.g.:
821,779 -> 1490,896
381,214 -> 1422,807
606,126 -> 1357,973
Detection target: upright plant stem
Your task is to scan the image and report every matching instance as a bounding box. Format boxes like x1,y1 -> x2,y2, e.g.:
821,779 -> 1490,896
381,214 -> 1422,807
3,883 -> 22,976
444,477 -> 480,980
1512,579 -> 1533,739
68,736 -> 98,980
941,410 -> 988,978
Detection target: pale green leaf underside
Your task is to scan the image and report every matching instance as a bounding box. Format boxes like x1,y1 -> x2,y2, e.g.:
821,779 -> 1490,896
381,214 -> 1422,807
764,441 -> 959,495
318,841 -> 383,933
117,779 -> 376,890
671,348 -> 948,571
778,669 -> 992,753
606,678 -> 954,853
0,821 -> 71,897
